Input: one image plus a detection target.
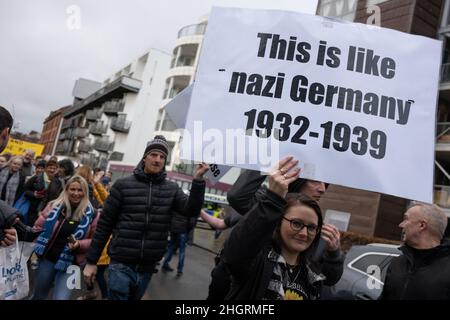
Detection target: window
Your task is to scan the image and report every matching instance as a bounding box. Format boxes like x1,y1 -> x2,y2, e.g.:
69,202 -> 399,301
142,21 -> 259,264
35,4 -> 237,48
350,253 -> 396,282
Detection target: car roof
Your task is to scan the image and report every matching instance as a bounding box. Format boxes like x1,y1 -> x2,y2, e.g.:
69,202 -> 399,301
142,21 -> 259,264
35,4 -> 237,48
345,243 -> 401,260
367,243 -> 400,249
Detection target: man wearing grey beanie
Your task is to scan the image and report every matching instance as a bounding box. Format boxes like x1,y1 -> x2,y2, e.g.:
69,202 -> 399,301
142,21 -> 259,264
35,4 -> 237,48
84,135 -> 209,300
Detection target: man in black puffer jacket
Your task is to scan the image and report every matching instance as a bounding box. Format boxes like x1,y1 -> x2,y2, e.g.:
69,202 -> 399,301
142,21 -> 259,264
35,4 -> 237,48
84,135 -> 208,300
161,212 -> 198,276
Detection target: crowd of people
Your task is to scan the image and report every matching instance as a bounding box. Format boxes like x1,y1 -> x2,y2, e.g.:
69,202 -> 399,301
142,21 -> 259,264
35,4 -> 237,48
1,105 -> 450,300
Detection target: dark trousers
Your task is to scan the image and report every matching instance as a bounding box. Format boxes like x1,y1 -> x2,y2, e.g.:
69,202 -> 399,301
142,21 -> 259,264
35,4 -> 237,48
207,260 -> 231,300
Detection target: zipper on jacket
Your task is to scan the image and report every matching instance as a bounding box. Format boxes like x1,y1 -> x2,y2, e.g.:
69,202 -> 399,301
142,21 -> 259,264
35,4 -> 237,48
400,258 -> 415,299
141,181 -> 152,261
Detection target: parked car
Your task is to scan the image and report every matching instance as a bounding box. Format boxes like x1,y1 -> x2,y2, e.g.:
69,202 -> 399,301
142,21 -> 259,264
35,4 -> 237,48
322,243 -> 401,300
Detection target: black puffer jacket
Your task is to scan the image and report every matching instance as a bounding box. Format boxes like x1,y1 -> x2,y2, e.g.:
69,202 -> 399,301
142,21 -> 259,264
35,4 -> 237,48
170,212 -> 197,234
86,161 -> 205,271
23,173 -> 47,226
380,241 -> 450,300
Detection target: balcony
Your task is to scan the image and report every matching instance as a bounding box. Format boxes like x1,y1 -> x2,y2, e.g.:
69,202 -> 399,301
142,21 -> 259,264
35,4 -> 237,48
73,128 -> 89,138
78,141 -> 92,153
55,141 -> 71,155
61,120 -> 72,130
98,158 -> 109,170
80,154 -> 98,168
442,63 -> 450,83
111,117 -> 131,133
109,151 -> 124,161
177,23 -> 207,38
86,109 -> 103,121
89,122 -> 108,136
59,130 -> 74,141
104,100 -> 125,115
93,138 -> 115,153
59,132 -> 66,141
66,76 -> 142,118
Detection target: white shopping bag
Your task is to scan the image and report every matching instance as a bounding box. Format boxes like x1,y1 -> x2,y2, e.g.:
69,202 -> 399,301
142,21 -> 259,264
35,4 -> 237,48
0,231 -> 35,300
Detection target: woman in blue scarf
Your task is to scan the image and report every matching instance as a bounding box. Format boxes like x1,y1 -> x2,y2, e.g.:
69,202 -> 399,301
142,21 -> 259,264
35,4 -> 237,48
31,175 -> 97,300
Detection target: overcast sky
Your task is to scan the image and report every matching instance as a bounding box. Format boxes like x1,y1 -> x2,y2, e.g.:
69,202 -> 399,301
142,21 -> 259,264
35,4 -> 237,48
0,0 -> 318,133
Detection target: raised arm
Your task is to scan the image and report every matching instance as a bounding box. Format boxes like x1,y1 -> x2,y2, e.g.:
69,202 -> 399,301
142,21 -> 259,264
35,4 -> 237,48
172,163 -> 207,217
200,210 -> 228,230
223,157 -> 300,280
227,169 -> 267,215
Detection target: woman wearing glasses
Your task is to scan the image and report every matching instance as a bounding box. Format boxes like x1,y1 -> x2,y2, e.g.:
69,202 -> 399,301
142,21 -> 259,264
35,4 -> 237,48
222,156 -> 340,300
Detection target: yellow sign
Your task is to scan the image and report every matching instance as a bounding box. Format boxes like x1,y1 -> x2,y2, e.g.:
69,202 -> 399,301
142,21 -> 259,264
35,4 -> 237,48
0,138 -> 45,157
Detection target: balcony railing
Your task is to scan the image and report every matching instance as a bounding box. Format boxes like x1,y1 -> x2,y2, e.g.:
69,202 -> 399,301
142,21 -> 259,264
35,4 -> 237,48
89,122 -> 108,136
98,158 -> 109,170
80,154 -> 98,168
55,141 -> 71,155
86,109 -> 103,121
104,100 -> 125,115
437,122 -> 450,142
442,63 -> 450,83
177,23 -> 207,38
78,141 -> 91,153
93,139 -> 115,153
175,56 -> 195,67
61,120 -> 72,130
69,76 -> 141,116
111,118 -> 131,133
73,128 -> 89,138
109,151 -> 124,161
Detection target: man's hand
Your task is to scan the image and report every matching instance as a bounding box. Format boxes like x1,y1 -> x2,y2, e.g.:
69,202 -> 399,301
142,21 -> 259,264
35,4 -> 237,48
0,228 -> 16,247
268,156 -> 300,198
193,163 -> 209,180
321,224 -> 341,252
83,264 -> 98,287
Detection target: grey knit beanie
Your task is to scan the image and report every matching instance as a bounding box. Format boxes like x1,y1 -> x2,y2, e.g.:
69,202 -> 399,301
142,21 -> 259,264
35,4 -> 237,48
143,135 -> 169,158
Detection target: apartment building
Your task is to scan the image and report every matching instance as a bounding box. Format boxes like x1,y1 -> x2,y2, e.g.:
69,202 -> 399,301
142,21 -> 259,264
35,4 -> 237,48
40,105 -> 71,156
55,49 -> 171,172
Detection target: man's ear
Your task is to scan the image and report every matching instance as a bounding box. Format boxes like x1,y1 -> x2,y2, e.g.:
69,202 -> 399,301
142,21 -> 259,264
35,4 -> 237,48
0,127 -> 10,141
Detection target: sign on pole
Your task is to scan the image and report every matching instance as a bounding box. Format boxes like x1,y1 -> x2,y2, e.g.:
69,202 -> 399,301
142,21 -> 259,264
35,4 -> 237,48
181,7 -> 442,202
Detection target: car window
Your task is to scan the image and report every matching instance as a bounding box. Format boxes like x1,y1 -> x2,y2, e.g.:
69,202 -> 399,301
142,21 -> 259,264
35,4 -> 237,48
350,253 -> 397,282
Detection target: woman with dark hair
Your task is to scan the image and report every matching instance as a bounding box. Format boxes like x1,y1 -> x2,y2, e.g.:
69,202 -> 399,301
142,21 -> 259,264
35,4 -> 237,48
222,156 -> 340,300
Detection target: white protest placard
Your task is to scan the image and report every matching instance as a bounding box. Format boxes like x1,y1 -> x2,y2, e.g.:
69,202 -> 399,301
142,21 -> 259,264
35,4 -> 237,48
181,7 -> 442,202
164,84 -> 232,184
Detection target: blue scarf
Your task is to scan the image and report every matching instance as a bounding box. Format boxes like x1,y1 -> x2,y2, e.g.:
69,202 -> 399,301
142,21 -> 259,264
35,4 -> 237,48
34,202 -> 95,271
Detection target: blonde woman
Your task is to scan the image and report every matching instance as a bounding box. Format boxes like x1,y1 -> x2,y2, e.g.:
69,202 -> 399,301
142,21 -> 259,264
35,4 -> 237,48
31,175 -> 98,300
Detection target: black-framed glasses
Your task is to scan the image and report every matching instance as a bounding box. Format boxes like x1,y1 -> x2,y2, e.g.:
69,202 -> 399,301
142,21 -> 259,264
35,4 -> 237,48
282,217 -> 318,235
